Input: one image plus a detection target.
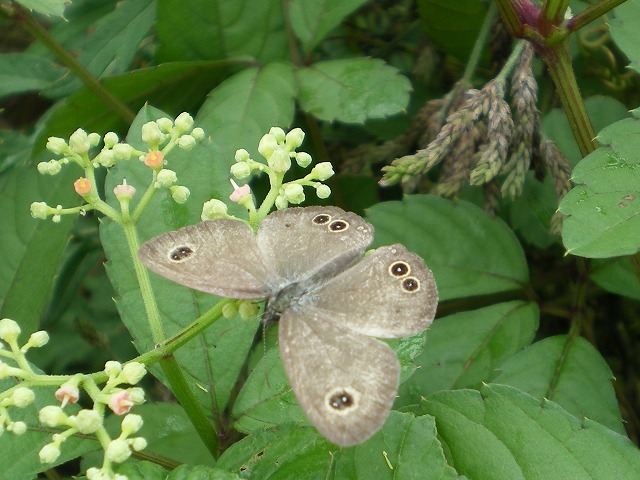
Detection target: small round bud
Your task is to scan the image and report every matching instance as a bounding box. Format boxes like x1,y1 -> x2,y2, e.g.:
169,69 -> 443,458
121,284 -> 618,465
235,149 -> 251,162
37,160 -> 62,175
69,129 -> 91,154
295,152 -> 312,168
315,184 -> 331,199
121,413 -> 143,435
104,361 -> 122,378
191,127 -> 205,141
106,438 -> 131,463
88,133 -> 101,147
267,148 -> 291,173
28,330 -> 49,348
230,161 -> 251,179
238,301 -> 259,320
113,143 -> 134,161
275,195 -> 288,210
10,421 -> 27,435
128,387 -> 145,404
156,117 -> 173,133
258,134 -> 278,159
51,215 -> 62,223
0,318 -> 21,342
39,405 -> 67,427
311,162 -> 334,181
75,409 -> 102,434
171,186 -> 190,204
269,127 -> 286,143
39,443 -> 61,463
30,202 -> 50,220
141,122 -> 165,147
154,169 -> 177,188
283,184 -> 305,204
96,150 -> 116,167
144,150 -> 165,169
178,135 -> 196,150
201,199 -> 228,220
46,137 -> 68,155
130,437 -> 148,451
74,178 -> 92,196
175,112 -> 194,133
121,362 -> 146,385
109,391 -> 133,415
104,132 -> 119,148
12,387 -> 35,408
285,128 -> 304,150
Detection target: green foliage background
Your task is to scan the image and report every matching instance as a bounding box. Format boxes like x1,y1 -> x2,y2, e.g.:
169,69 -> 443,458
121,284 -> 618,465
1,0 -> 640,479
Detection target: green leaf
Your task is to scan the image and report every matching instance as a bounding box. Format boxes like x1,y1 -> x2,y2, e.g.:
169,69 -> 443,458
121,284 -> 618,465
197,63 -> 297,165
156,0 -> 288,63
610,1 -> 640,72
116,461 -> 168,480
167,464 -> 242,480
397,301 -> 538,407
559,112 -> 640,258
289,0 -> 369,53
296,58 -> 412,124
591,257 -> 640,301
15,0 -> 68,17
366,195 -> 529,301
0,53 -> 65,97
493,335 -> 624,435
220,412 -> 458,479
421,384 -> 640,479
0,165 -> 79,334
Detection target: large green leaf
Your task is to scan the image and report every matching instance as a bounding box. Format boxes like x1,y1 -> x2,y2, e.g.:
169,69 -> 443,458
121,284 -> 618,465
493,335 -> 624,435
16,0 -> 68,17
397,301 -> 538,406
421,384 -> 640,479
0,54 -> 65,97
610,1 -> 640,71
591,257 -> 640,301
289,0 -> 369,53
559,110 -> 640,258
366,195 -> 529,301
156,0 -> 288,63
219,412 -> 458,479
296,58 -> 412,124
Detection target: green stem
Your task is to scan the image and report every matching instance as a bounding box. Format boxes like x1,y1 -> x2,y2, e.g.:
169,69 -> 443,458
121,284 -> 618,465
541,0 -> 571,25
462,2 -> 498,84
132,171 -> 159,223
540,40 -> 596,156
15,6 -> 135,124
493,0 -> 525,38
495,40 -> 528,84
567,0 -> 628,33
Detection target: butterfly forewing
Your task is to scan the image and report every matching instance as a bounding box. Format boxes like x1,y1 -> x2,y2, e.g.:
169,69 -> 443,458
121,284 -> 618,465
138,219 -> 272,299
279,308 -> 400,447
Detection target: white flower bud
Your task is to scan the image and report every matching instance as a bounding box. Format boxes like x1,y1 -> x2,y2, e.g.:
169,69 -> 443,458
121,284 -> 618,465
295,152 -> 312,168
104,361 -> 122,378
10,421 -> 27,435
315,184 -> 331,199
258,134 -> 278,159
28,330 -> 49,348
75,409 -> 102,434
128,387 -> 145,404
201,199 -> 228,220
0,318 -> 21,342
283,184 -> 305,204
39,443 -> 61,463
178,135 -> 196,150
39,405 -> 67,427
171,186 -> 190,204
154,169 -> 177,188
285,128 -> 304,150
12,387 -> 35,408
30,202 -> 50,220
69,129 -> 91,154
141,121 -> 165,146
235,149 -> 250,162
269,127 -> 286,143
96,150 -> 116,167
112,143 -> 134,161
267,148 -> 291,173
275,195 -> 288,210
230,161 -> 251,179
311,162 -> 334,181
106,438 -> 132,463
130,437 -> 147,451
121,362 -> 146,385
191,127 -> 205,142
121,413 -> 143,435
37,160 -> 62,175
175,112 -> 194,133
88,132 -> 101,147
104,132 -> 119,148
156,117 -> 173,132
46,137 -> 68,155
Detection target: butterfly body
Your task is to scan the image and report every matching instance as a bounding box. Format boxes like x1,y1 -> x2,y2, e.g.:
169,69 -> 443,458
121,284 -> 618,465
138,206 -> 438,447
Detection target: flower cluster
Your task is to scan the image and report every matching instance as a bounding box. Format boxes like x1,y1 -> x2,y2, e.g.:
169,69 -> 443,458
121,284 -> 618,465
378,42 -> 571,219
205,127 -> 334,223
31,113 -> 204,224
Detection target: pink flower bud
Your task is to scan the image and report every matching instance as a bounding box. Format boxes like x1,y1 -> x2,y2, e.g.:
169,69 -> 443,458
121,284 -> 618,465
109,390 -> 134,415
113,179 -> 136,200
229,181 -> 251,203
55,385 -> 79,407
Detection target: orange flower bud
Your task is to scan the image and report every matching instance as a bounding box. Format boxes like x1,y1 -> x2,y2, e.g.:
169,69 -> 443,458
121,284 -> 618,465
74,178 -> 92,195
144,150 -> 164,168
